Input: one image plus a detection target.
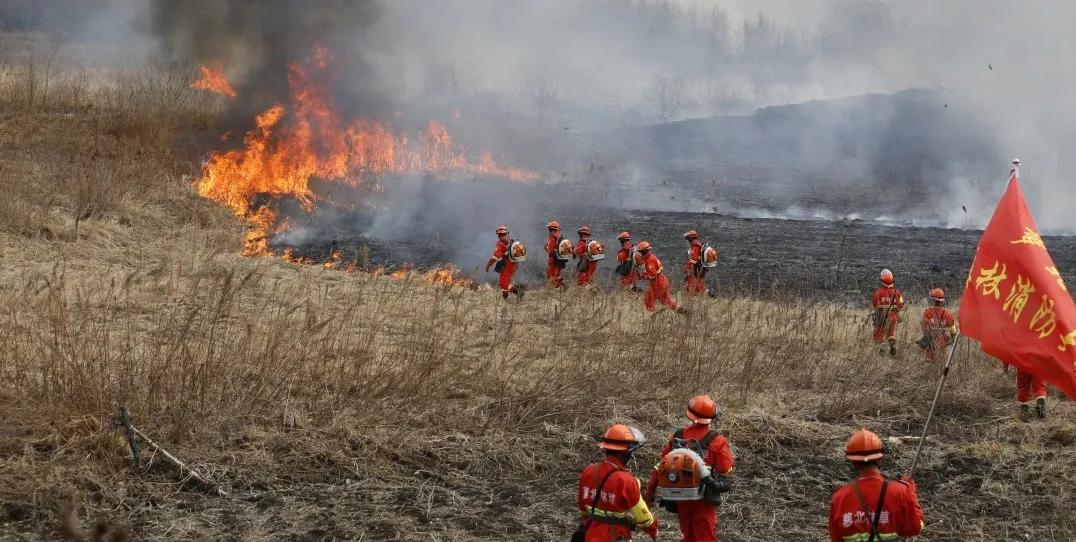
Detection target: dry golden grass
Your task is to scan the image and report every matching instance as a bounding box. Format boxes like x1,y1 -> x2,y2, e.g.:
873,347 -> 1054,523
0,34 -> 1073,540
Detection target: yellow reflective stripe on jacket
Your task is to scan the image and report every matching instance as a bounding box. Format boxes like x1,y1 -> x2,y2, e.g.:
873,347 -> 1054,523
584,506 -> 635,527
626,487 -> 655,528
839,531 -> 899,539
584,479 -> 654,529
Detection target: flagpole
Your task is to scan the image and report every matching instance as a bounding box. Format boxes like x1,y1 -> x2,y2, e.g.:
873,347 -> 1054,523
908,332 -> 961,479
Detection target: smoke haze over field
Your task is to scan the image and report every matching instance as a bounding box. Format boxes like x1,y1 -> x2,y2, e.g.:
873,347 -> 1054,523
5,0 -> 1075,236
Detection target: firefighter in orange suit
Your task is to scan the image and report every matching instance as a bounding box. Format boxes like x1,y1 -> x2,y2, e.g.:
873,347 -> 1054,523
616,231 -> 638,290
828,429 -> 924,542
918,288 -> 956,361
575,226 -> 598,286
576,424 -> 658,541
871,269 -> 904,355
636,242 -> 679,313
683,230 -> 709,296
644,395 -> 734,542
484,225 -> 523,299
545,220 -> 565,288
1016,370 -> 1048,419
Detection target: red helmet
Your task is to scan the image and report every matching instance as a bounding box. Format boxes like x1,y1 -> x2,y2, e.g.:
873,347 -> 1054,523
577,226 -> 591,236
845,429 -> 885,462
636,241 -> 651,252
598,424 -> 645,452
495,225 -> 509,235
686,394 -> 718,424
683,230 -> 699,240
880,269 -> 894,285
547,220 -> 560,230
930,288 -> 945,302
617,231 -> 631,241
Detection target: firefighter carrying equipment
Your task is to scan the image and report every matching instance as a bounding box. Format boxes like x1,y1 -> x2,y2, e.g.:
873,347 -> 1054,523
556,238 -> 574,262
700,245 -> 718,268
632,248 -> 646,267
845,429 -> 885,463
493,238 -> 524,272
654,429 -> 731,509
576,457 -> 658,541
587,240 -> 606,261
655,448 -> 709,502
507,240 -> 526,263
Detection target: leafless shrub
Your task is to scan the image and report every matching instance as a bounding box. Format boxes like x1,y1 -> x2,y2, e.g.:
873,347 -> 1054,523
647,74 -> 690,123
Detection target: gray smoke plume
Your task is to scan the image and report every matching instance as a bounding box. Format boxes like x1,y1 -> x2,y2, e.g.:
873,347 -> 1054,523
141,0 -> 388,119
11,0 -> 1074,272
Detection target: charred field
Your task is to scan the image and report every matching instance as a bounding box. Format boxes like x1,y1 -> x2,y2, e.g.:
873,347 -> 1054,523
277,198 -> 1076,303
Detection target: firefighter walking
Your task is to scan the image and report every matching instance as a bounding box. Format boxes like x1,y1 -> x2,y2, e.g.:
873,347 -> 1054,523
575,226 -> 599,286
545,220 -> 565,288
636,242 -> 680,314
871,269 -> 904,355
484,225 -> 525,299
576,424 -> 658,541
615,231 -> 639,290
917,288 -> 956,361
1016,370 -> 1048,419
828,429 -> 924,542
645,395 -> 734,542
683,230 -> 710,296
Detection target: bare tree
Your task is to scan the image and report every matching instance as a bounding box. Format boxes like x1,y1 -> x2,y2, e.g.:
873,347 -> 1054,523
704,80 -> 746,115
647,74 -> 689,123
523,71 -> 559,122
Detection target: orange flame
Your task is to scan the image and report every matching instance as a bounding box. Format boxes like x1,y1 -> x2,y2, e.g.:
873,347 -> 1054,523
373,265 -> 476,288
191,64 -> 237,98
196,46 -> 538,262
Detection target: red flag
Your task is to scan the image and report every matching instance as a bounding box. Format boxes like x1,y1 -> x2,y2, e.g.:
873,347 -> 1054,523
959,165 -> 1076,400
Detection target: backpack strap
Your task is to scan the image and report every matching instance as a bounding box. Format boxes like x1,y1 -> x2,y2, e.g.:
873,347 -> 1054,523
672,429 -> 684,444
850,479 -> 890,542
699,430 -> 718,451
585,464 -> 621,520
869,481 -> 890,542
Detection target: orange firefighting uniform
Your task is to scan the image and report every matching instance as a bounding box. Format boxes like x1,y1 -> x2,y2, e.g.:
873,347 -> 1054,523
871,286 -> 904,343
638,252 -> 678,313
618,242 -> 637,289
645,424 -> 734,542
576,238 -> 598,286
546,231 -> 564,288
1016,369 -> 1048,404
920,306 -> 956,361
684,239 -> 708,295
489,239 -> 518,297
577,457 -> 658,541
828,468 -> 924,542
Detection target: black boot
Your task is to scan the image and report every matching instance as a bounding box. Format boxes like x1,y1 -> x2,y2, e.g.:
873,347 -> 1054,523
515,284 -> 526,300
1035,397 -> 1046,419
889,340 -> 897,357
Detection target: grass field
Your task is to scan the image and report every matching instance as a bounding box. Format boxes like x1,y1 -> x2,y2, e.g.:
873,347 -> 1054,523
0,35 -> 1073,541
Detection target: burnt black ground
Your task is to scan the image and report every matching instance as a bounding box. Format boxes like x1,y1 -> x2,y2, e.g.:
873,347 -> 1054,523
281,208 -> 1076,304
